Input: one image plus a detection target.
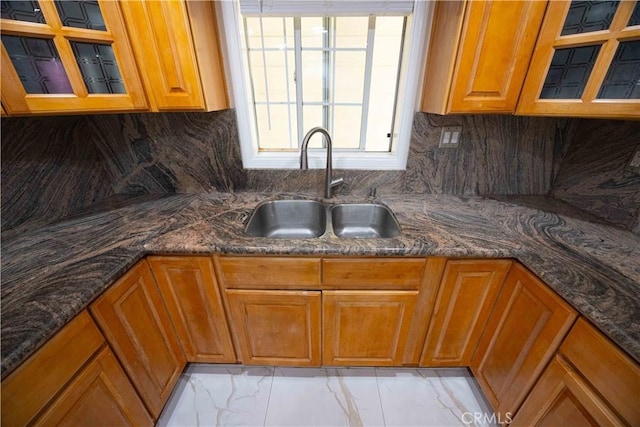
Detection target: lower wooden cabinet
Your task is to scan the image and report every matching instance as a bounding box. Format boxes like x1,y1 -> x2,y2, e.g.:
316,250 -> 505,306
34,347 -> 153,427
420,259 -> 511,366
514,318 -> 640,426
323,291 -> 418,366
90,260 -> 187,419
148,256 -> 236,363
470,263 -> 577,416
226,289 -> 322,366
1,310 -> 151,427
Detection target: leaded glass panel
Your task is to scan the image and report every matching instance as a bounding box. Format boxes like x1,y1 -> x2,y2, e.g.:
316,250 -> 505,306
561,1 -> 619,35
54,1 -> 106,31
628,1 -> 640,26
70,42 -> 125,93
597,40 -> 640,99
1,35 -> 73,93
540,45 -> 601,99
1,1 -> 44,23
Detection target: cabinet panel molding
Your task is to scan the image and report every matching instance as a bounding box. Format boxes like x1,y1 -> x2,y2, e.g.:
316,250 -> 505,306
148,256 -> 236,363
34,347 -> 153,427
226,289 -> 322,366
559,318 -> 640,425
421,259 -> 511,366
470,263 -> 577,415
90,260 -> 186,418
421,0 -> 547,114
512,356 -> 624,426
323,290 -> 418,366
1,311 -> 104,426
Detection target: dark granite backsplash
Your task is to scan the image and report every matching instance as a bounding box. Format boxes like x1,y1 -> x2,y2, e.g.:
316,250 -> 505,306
552,119 -> 640,232
2,110 -> 639,237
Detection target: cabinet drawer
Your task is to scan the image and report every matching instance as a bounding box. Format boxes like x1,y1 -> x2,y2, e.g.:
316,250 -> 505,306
1,311 -> 104,426
559,318 -> 640,426
218,256 -> 321,289
323,258 -> 425,289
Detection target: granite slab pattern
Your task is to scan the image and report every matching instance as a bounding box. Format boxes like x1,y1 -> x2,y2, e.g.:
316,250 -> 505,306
2,192 -> 639,379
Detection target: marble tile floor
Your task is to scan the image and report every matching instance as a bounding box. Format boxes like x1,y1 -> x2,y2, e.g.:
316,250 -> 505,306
157,365 -> 497,427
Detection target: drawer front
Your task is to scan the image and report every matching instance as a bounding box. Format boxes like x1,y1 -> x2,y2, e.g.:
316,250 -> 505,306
218,256 -> 321,289
1,311 -> 104,426
323,258 -> 426,289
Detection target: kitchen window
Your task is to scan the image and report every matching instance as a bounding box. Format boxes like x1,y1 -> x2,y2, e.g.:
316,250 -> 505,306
218,0 -> 432,169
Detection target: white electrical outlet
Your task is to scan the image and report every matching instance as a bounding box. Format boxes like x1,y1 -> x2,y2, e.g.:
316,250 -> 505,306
439,126 -> 462,148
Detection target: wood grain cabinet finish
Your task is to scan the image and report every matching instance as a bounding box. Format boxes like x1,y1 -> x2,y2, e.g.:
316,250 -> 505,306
323,258 -> 425,290
323,291 -> 418,366
470,263 -> 577,416
34,347 -> 153,427
119,0 -> 228,112
421,0 -> 547,114
218,256 -> 322,290
148,256 -> 236,363
420,259 -> 511,367
90,260 -> 186,419
515,318 -> 640,426
517,0 -> 640,118
1,310 -> 151,427
1,0 -> 147,115
226,289 -> 322,366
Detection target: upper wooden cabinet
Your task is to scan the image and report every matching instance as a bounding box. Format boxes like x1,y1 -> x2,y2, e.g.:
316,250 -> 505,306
90,260 -> 186,419
421,0 -> 547,114
119,0 -> 228,112
517,0 -> 640,118
0,0 -> 147,115
470,263 -> 577,416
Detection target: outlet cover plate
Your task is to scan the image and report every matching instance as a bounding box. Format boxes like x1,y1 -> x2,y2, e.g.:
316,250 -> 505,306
439,126 -> 462,148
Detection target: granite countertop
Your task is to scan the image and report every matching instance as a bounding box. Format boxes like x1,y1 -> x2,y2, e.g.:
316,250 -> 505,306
2,192 -> 639,379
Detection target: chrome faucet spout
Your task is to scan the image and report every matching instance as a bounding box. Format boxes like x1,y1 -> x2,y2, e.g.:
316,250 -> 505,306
299,126 -> 344,198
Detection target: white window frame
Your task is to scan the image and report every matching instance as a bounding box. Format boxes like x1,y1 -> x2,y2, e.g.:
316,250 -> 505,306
217,0 -> 434,170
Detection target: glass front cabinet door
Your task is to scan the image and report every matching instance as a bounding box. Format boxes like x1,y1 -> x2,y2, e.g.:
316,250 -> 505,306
1,0 -> 147,115
517,0 -> 640,118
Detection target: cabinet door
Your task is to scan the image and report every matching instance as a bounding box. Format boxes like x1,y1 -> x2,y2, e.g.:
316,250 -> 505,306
148,256 -> 236,363
517,0 -> 640,118
420,259 -> 511,367
34,347 -> 153,427
119,0 -> 227,111
470,263 -> 577,415
421,0 -> 547,114
323,290 -> 418,366
512,356 -> 624,426
226,290 -> 322,366
90,260 -> 186,419
1,0 -> 147,115
1,311 -> 104,426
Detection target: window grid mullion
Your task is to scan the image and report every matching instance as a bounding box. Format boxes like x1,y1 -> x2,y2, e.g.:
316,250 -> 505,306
359,16 -> 376,151
258,17 -> 272,130
282,18 -> 294,149
294,17 -> 304,148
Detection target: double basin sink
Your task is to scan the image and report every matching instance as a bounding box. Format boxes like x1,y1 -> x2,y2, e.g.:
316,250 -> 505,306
245,200 -> 401,239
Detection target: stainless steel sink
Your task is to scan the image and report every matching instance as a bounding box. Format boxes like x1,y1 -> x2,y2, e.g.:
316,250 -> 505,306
245,200 -> 326,238
331,203 -> 401,238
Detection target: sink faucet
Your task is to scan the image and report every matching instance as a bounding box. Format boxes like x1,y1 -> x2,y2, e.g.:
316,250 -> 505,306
300,126 -> 344,198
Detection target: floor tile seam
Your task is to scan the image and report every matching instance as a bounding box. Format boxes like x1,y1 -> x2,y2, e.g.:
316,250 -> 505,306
262,366 -> 277,427
374,368 -> 389,427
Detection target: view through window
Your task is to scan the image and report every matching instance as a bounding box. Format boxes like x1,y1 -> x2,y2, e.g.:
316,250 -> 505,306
243,15 -> 406,153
